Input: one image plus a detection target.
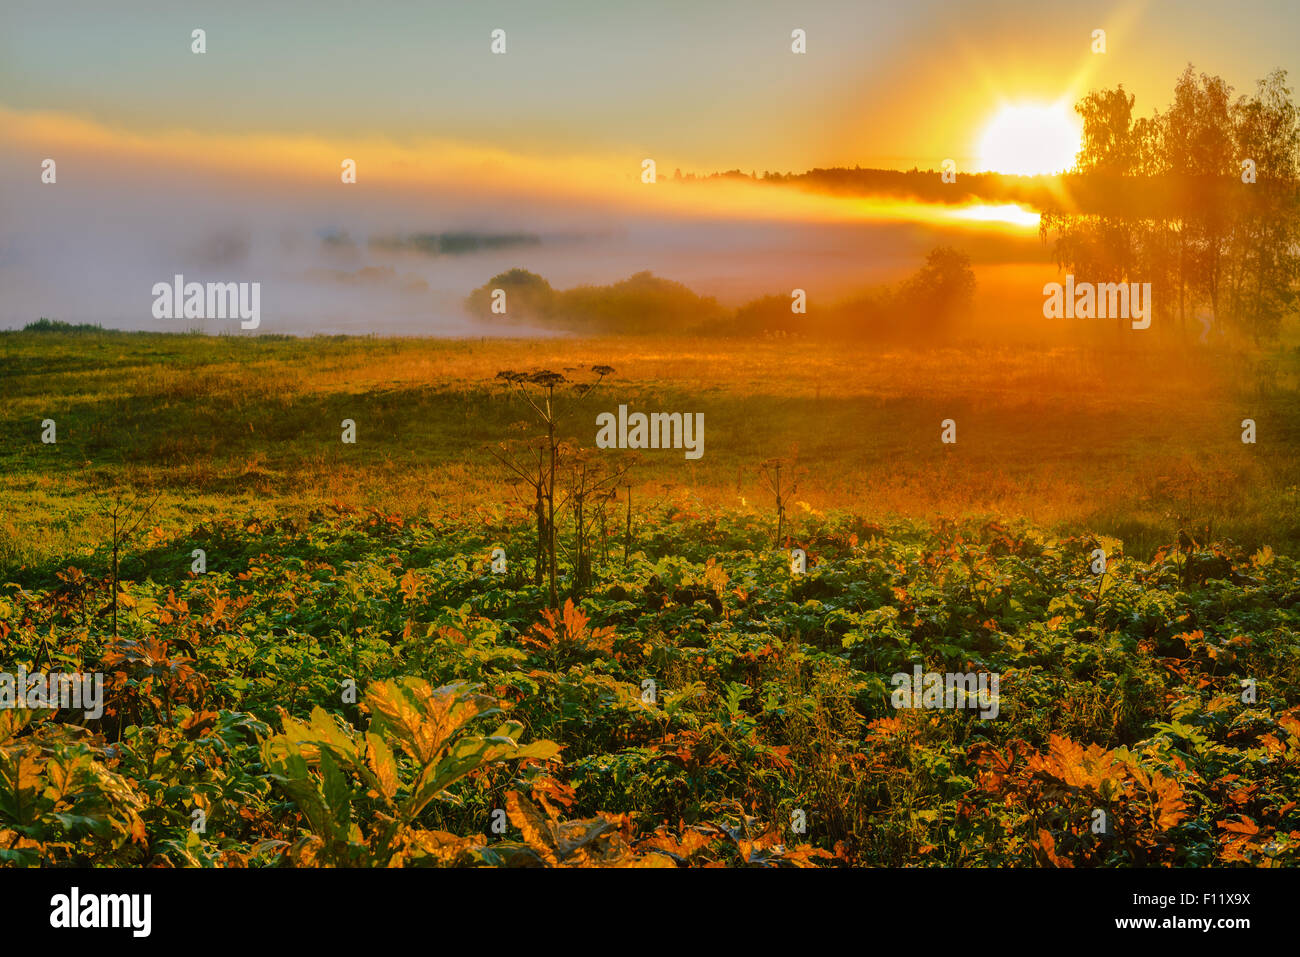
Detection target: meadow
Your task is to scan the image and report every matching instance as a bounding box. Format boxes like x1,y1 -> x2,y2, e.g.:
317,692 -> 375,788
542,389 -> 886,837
1,326 -> 1298,867
4,326 -> 1300,578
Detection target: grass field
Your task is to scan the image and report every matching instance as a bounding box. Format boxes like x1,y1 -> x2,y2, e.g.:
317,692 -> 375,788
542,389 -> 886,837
3,327 -> 1299,868
4,327 -> 1300,582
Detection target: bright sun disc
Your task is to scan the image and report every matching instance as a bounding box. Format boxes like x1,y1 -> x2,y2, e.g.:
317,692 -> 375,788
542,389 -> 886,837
977,103 -> 1082,175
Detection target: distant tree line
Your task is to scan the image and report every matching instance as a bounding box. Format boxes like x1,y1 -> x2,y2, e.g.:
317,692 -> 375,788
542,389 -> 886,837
681,165 -> 1064,207
369,231 -> 542,256
465,247 -> 975,339
465,269 -> 727,334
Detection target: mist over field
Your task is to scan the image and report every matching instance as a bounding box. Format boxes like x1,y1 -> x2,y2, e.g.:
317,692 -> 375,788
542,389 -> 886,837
0,142 -> 1052,336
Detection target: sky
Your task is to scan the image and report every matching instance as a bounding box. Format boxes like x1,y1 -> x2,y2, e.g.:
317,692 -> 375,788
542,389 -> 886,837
2,0 -> 1297,333
3,0 -> 1298,172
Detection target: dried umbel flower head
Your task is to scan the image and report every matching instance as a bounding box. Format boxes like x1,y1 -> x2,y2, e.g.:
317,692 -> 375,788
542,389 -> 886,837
527,370 -> 567,388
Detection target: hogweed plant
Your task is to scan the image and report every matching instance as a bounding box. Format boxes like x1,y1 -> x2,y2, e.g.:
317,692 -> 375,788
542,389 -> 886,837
99,488 -> 163,639
758,455 -> 802,548
492,366 -> 616,606
561,448 -> 633,596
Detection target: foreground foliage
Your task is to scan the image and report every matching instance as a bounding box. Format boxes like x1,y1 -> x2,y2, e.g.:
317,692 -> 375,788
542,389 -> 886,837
1,505 -> 1298,866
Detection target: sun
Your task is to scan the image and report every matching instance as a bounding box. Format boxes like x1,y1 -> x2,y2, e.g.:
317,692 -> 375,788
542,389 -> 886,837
977,102 -> 1082,176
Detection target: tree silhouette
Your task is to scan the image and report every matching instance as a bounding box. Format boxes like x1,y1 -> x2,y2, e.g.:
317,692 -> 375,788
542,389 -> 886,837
1041,66 -> 1300,342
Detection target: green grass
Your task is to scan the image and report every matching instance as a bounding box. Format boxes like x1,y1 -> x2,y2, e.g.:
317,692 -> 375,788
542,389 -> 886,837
3,327 -> 1300,584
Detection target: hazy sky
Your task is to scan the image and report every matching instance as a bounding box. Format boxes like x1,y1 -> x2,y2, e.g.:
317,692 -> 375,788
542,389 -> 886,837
3,0 -> 1298,172
3,1 -> 1297,334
